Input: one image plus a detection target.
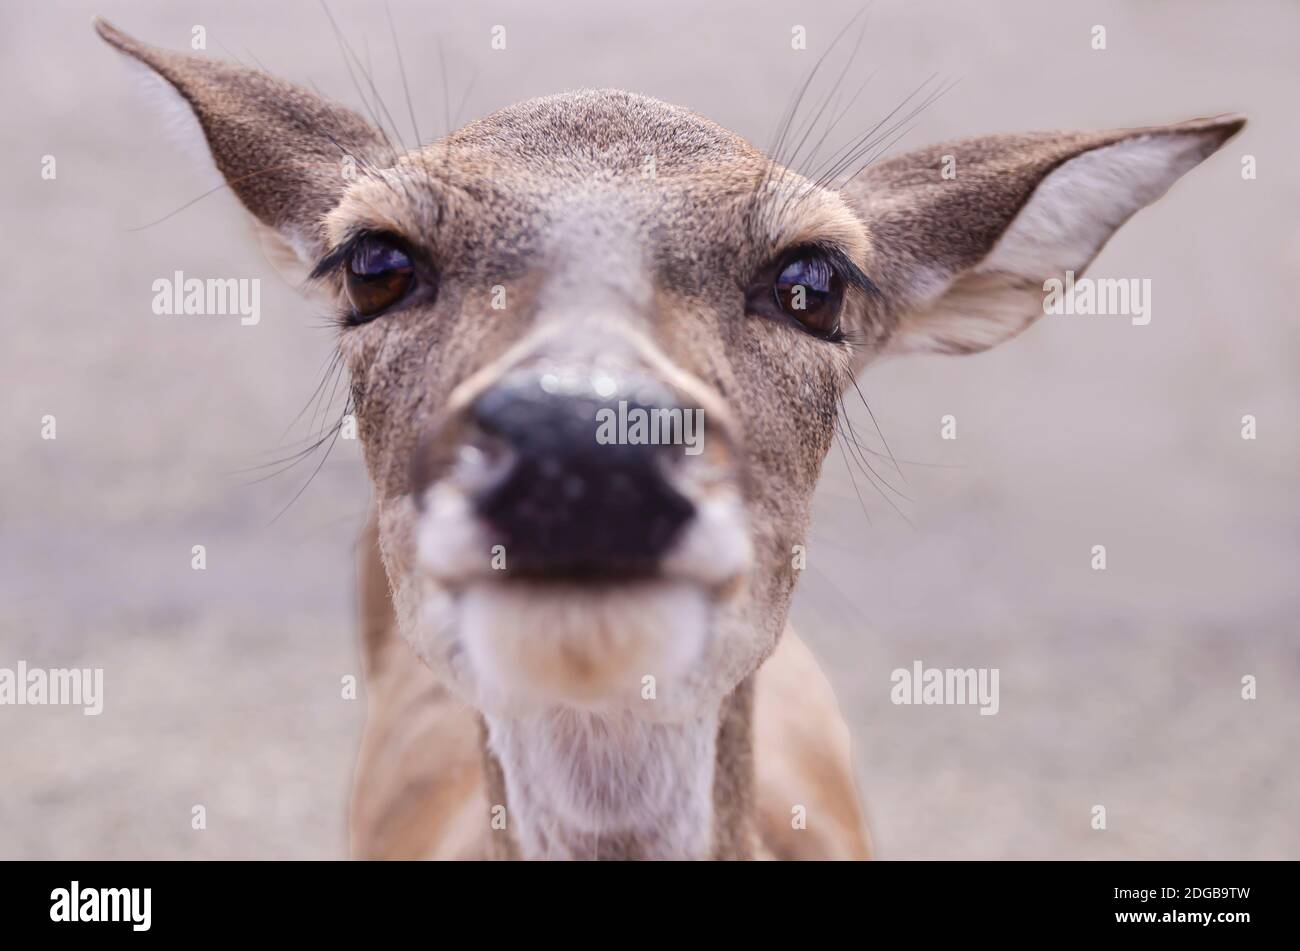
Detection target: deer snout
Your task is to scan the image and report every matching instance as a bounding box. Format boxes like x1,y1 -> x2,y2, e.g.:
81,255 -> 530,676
412,351 -> 749,590
467,370 -> 696,578
409,354 -> 752,709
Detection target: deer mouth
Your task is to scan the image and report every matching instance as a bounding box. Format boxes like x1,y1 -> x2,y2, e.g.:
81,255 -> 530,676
412,480 -> 750,710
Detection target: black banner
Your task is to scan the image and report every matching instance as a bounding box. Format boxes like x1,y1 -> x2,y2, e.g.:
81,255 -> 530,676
1,860 -> 1283,939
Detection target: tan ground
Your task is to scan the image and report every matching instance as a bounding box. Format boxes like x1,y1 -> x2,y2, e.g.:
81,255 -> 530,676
1,0 -> 1296,859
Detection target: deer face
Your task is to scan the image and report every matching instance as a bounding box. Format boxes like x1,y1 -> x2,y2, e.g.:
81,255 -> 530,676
98,20 -> 1241,722
325,92 -> 872,717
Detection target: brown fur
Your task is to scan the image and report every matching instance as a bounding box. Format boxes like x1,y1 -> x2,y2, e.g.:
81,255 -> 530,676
97,17 -> 1241,859
351,513 -> 868,860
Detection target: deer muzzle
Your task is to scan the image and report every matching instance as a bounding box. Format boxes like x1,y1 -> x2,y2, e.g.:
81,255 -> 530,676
410,329 -> 749,590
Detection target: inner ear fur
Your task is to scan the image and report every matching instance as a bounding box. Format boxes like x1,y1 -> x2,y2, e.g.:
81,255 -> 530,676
95,17 -> 389,260
839,115 -> 1245,355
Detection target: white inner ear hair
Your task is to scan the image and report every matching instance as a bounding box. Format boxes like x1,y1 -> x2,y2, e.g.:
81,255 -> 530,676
982,133 -> 1217,278
115,55 -> 221,186
893,132 -> 1218,355
113,54 -> 316,281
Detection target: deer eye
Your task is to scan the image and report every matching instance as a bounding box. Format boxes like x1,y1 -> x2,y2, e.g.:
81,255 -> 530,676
773,251 -> 842,336
345,234 -> 414,320
746,246 -> 847,339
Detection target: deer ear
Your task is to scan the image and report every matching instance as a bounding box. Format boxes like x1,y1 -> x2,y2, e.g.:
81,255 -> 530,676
95,18 -> 389,265
842,115 -> 1244,355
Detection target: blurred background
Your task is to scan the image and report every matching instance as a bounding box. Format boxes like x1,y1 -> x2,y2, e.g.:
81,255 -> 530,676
1,0 -> 1296,859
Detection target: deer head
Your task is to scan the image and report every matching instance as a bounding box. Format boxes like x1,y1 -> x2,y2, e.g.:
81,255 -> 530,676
97,18 -> 1241,858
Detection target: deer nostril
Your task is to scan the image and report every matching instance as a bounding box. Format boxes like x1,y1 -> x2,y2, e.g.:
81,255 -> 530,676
466,371 -> 696,579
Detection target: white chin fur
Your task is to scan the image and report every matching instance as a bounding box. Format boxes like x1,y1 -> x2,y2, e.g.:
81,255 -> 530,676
459,579 -> 710,715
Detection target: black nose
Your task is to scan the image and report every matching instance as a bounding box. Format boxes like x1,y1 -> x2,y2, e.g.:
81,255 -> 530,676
469,372 -> 696,579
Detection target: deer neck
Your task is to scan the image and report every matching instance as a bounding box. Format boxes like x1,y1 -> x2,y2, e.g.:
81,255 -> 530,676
480,677 -> 756,860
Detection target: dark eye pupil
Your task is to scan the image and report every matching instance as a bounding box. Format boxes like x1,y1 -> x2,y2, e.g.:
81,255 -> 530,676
351,241 -> 411,278
775,256 -> 833,302
345,236 -> 414,322
772,252 -> 842,335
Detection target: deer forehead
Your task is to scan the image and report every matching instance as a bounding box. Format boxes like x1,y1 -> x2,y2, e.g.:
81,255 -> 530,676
322,91 -> 870,282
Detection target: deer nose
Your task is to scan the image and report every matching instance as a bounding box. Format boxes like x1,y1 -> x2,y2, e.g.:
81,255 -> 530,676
466,369 -> 696,579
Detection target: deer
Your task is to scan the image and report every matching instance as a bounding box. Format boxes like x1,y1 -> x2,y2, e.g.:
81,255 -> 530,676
96,18 -> 1243,860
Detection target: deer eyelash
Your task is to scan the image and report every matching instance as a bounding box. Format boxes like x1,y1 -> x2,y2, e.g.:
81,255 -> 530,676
308,232 -> 370,283
805,243 -> 882,345
815,244 -> 878,296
